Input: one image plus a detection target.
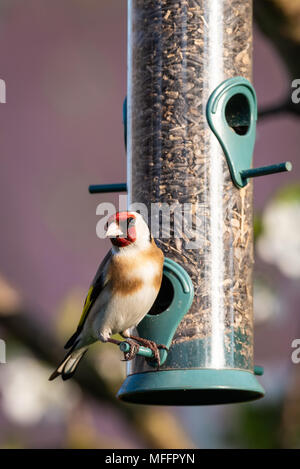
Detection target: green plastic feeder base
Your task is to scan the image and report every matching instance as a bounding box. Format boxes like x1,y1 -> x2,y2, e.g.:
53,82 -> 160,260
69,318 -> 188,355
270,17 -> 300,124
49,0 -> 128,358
117,369 -> 265,406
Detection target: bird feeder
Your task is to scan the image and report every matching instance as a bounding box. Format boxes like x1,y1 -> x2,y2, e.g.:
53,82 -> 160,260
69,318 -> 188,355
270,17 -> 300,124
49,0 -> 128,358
91,0 -> 291,405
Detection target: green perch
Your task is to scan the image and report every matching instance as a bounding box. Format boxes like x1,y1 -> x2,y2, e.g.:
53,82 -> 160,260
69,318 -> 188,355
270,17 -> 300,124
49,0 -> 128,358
119,341 -> 154,359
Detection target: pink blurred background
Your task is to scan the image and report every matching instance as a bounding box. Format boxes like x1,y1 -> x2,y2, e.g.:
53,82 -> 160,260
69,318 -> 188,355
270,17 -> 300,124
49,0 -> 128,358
0,0 -> 299,448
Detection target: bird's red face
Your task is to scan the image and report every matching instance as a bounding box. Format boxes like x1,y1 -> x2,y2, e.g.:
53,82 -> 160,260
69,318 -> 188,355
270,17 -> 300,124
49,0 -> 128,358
105,212 -> 137,247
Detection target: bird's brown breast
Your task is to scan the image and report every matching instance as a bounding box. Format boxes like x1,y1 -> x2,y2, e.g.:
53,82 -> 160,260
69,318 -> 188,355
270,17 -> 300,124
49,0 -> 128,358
108,241 -> 164,296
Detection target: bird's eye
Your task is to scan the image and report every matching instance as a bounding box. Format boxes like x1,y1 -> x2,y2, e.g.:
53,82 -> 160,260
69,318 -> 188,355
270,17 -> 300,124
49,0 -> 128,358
127,217 -> 135,227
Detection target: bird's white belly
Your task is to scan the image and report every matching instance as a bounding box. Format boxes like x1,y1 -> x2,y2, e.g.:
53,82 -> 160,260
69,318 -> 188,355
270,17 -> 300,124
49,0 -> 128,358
93,285 -> 158,341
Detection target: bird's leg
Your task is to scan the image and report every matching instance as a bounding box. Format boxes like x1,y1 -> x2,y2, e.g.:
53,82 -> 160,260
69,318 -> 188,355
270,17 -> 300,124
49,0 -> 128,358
123,335 -> 168,368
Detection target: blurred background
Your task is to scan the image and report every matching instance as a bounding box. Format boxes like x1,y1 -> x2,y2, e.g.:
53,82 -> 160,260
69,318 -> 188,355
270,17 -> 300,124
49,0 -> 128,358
0,0 -> 299,449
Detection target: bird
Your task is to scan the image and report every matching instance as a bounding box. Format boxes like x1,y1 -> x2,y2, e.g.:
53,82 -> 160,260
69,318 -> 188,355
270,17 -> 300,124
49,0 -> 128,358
49,211 -> 166,381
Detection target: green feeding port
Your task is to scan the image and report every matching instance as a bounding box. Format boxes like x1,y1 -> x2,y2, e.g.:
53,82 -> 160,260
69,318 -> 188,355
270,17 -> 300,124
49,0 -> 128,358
123,258 -> 194,368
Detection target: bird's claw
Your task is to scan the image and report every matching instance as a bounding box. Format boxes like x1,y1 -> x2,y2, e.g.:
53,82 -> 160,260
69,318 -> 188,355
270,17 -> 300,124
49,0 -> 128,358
145,340 -> 165,369
125,335 -> 168,369
157,344 -> 169,352
121,339 -> 140,361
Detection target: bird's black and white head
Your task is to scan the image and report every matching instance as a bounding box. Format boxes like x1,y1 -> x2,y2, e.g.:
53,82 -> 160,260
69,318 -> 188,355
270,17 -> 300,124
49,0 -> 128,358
105,211 -> 151,251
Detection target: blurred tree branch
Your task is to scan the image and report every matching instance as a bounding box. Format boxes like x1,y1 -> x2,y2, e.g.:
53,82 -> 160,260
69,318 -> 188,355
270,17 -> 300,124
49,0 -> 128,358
0,309 -> 126,409
254,0 -> 300,118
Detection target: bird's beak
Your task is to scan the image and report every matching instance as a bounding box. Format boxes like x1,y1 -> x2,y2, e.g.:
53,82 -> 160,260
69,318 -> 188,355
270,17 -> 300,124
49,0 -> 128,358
105,222 -> 124,238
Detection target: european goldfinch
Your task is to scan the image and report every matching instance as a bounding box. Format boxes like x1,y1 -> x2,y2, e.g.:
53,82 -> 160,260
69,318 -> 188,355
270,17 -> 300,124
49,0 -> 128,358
49,211 -> 165,381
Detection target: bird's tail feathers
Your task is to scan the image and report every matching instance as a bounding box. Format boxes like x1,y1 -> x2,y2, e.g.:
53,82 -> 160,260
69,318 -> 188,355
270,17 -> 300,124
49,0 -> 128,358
49,345 -> 88,381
